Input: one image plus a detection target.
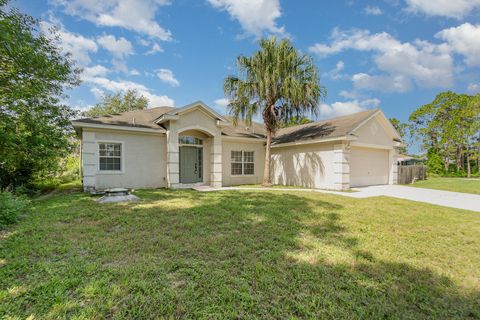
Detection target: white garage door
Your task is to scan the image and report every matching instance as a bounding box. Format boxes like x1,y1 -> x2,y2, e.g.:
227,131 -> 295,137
350,147 -> 389,187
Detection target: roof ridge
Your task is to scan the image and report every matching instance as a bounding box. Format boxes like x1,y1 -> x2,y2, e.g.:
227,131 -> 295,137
276,108 -> 379,134
79,106 -> 174,121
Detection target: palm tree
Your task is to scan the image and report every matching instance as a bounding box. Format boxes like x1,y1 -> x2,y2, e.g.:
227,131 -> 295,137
224,37 -> 325,186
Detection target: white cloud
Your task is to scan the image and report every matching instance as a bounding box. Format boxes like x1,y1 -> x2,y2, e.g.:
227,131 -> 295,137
145,43 -> 164,55
310,28 -> 453,92
436,23 -> 480,67
96,34 -> 137,74
319,98 -> 380,118
90,87 -> 105,99
339,90 -> 359,99
40,20 -> 97,66
214,98 -> 230,107
405,0 -> 480,19
138,38 -> 151,46
309,28 -> 398,56
97,34 -> 133,58
53,0 -> 172,40
156,69 -> 180,87
467,83 -> 480,94
207,0 -> 286,37
83,76 -> 174,106
81,65 -> 110,80
73,102 -> 95,112
352,73 -> 412,92
130,69 -> 140,76
324,60 -> 345,80
364,6 -> 383,15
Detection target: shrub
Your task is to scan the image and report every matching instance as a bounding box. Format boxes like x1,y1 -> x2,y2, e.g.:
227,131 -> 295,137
0,191 -> 30,227
426,150 -> 445,175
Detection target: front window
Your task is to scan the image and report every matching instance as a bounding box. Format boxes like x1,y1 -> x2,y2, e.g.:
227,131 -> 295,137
179,136 -> 203,146
231,151 -> 254,175
99,143 -> 121,171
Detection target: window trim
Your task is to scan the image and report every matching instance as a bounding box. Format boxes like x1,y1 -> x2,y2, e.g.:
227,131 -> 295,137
178,135 -> 203,147
231,150 -> 255,176
96,140 -> 125,174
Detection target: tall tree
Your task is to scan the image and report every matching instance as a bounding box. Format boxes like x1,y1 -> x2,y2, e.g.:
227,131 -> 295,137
223,37 -> 325,185
458,95 -> 480,177
0,0 -> 80,190
409,92 -> 480,176
389,117 -> 408,154
83,89 -> 149,118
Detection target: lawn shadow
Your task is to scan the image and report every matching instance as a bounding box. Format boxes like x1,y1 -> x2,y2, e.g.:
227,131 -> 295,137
119,190 -> 480,318
1,189 -> 479,319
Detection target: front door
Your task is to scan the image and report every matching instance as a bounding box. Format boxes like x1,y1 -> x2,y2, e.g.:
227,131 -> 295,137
179,146 -> 202,183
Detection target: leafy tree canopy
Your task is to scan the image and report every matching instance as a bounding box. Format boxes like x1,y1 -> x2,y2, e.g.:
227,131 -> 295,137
0,0 -> 80,190
83,89 -> 149,118
280,115 -> 312,128
224,37 -> 325,185
409,91 -> 480,176
389,117 -> 408,154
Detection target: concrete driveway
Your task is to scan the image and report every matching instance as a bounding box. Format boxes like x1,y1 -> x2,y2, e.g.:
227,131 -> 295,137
349,185 -> 480,212
195,184 -> 480,212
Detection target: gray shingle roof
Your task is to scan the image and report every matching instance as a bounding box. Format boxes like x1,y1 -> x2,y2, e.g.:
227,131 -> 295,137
74,107 -> 174,129
73,106 -> 380,144
221,117 -> 267,139
273,109 -> 379,144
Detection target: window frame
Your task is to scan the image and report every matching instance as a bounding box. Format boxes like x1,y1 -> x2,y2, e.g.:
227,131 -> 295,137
231,150 -> 255,176
178,136 -> 203,146
96,141 -> 125,174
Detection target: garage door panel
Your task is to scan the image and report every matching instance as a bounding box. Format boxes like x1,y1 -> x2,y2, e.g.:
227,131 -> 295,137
350,147 -> 389,187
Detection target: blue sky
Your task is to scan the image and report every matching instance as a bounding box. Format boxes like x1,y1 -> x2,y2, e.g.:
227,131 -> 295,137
15,0 -> 480,131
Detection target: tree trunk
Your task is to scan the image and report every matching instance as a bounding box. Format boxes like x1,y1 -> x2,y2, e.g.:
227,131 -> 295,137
262,129 -> 273,186
478,145 -> 480,173
467,151 -> 471,178
456,146 -> 462,171
444,157 -> 449,172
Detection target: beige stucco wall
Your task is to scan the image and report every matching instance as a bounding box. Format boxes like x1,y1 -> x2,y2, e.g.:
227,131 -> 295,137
166,108 -> 223,188
175,109 -> 222,136
353,115 -> 393,146
221,139 -> 265,186
348,114 -> 398,187
82,129 -> 167,190
271,142 -> 336,189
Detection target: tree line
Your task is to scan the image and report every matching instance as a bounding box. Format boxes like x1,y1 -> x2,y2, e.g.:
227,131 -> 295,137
392,92 -> 480,177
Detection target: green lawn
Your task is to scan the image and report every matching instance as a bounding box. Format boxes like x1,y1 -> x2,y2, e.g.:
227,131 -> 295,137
235,183 -> 308,189
1,189 -> 479,319
411,177 -> 480,195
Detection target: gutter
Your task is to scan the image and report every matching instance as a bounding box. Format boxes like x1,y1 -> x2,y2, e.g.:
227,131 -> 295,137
71,121 -> 166,134
271,135 -> 356,148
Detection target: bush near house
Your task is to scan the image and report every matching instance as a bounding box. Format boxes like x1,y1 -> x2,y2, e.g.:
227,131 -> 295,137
0,191 -> 29,227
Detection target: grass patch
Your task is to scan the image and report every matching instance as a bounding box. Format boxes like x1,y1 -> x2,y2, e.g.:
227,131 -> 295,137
0,188 -> 479,318
235,184 -> 308,189
411,177 -> 480,195
234,184 -> 357,192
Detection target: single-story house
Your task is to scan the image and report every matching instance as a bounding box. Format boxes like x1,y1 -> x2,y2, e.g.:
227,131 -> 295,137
72,101 -> 403,191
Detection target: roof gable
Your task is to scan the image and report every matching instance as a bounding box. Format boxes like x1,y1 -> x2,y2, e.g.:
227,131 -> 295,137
348,110 -> 402,141
169,101 -> 227,122
272,109 -> 380,145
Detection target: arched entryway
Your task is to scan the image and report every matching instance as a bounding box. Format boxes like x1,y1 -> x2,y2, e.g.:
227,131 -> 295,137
178,135 -> 204,183
175,128 -> 216,186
